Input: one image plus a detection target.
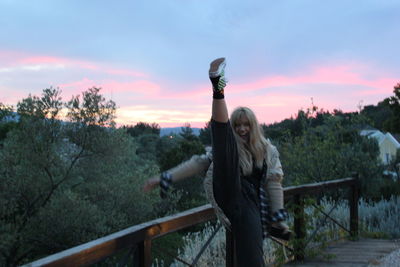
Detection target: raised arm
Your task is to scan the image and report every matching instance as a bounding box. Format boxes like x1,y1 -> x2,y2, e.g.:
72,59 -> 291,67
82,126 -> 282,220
212,99 -> 228,123
210,58 -> 229,123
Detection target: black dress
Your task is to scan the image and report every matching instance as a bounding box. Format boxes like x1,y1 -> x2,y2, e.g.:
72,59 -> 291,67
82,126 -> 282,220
211,120 -> 265,267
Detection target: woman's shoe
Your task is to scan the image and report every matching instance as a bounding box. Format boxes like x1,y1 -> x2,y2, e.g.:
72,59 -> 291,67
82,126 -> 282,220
269,225 -> 292,241
209,58 -> 227,97
209,57 -> 226,78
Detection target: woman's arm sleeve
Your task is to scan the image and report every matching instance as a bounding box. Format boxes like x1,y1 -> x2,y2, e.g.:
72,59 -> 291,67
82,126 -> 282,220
267,180 -> 284,213
168,153 -> 211,182
266,146 -> 285,213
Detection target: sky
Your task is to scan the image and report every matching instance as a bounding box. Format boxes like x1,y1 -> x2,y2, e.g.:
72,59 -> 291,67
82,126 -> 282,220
1,0 -> 399,128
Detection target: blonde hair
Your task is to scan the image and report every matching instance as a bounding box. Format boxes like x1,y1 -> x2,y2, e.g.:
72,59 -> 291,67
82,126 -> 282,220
230,107 -> 268,176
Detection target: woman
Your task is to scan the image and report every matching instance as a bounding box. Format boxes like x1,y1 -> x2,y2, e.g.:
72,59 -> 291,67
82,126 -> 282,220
143,58 -> 289,266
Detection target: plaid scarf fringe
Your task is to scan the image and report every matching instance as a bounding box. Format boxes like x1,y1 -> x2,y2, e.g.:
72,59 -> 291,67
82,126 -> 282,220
259,160 -> 288,239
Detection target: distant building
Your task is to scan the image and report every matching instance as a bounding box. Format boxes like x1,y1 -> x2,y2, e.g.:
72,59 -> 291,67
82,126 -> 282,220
360,129 -> 400,165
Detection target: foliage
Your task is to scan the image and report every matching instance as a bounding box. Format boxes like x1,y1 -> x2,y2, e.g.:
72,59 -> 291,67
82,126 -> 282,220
264,106 -> 386,200
359,196 -> 400,238
124,122 -> 160,137
0,87 -> 159,266
158,124 -> 205,172
17,87 -> 63,119
135,133 -> 160,162
2,82 -> 400,265
152,232 -> 187,266
157,123 -> 207,212
382,83 -> 400,133
199,120 -> 211,146
122,122 -> 164,163
67,87 -> 116,127
179,123 -> 197,142
0,103 -> 17,143
156,134 -> 180,160
0,103 -> 14,121
361,104 -> 392,130
167,223 -> 227,267
360,82 -> 400,133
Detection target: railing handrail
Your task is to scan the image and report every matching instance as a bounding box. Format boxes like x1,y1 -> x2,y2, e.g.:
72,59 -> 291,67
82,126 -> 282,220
284,177 -> 356,198
23,205 -> 215,267
23,177 -> 359,267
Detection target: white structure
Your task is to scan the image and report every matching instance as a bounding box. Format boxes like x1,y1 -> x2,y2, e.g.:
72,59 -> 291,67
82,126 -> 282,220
360,129 -> 400,165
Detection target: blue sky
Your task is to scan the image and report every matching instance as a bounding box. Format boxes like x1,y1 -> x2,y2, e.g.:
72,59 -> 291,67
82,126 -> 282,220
1,0 -> 399,127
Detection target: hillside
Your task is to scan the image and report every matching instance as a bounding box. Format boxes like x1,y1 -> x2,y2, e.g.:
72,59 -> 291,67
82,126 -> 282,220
160,127 -> 200,136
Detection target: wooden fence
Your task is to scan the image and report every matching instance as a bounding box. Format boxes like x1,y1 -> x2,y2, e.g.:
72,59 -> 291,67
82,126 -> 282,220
24,175 -> 359,267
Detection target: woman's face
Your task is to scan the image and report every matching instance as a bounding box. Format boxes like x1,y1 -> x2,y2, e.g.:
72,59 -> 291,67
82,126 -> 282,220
235,115 -> 250,143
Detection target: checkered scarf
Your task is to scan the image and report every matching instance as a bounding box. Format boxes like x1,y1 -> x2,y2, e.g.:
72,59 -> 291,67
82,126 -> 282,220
259,160 -> 288,239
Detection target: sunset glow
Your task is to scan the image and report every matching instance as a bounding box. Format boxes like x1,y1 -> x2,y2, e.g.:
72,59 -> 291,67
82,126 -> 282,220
1,1 -> 399,128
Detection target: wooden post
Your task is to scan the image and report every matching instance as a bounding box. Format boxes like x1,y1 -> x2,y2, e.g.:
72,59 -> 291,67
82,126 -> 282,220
350,173 -> 359,239
138,239 -> 152,267
294,194 -> 305,261
225,229 -> 236,267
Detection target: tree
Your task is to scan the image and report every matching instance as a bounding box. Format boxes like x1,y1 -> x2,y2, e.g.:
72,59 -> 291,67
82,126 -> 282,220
136,133 -> 160,161
67,87 -> 116,127
124,122 -> 160,137
361,104 -> 392,130
180,123 -> 197,141
0,103 -> 13,121
1,88 -> 71,265
199,121 -> 211,145
159,133 -> 204,172
0,103 -> 16,143
382,83 -> 400,133
17,87 -> 63,119
0,87 -> 158,265
158,124 -> 206,211
123,122 -> 161,162
279,115 -> 384,200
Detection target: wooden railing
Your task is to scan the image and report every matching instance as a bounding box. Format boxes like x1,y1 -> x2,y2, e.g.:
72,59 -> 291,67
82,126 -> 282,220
285,175 -> 360,260
23,175 -> 359,267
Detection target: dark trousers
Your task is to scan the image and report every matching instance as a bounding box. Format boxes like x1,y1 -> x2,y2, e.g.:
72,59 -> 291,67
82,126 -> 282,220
211,120 -> 265,267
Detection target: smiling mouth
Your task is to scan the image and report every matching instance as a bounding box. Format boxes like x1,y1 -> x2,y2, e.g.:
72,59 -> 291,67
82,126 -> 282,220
239,134 -> 249,141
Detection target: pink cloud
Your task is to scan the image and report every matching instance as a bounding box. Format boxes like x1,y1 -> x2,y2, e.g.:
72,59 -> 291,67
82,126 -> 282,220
115,105 -> 209,128
105,68 -> 147,78
58,78 -> 96,91
19,56 -> 68,65
230,92 -> 308,108
102,80 -> 160,95
57,79 -> 161,97
0,50 -> 25,64
154,63 -> 397,104
356,79 -> 397,96
2,50 -> 397,128
158,85 -> 209,99
223,63 -> 397,95
167,63 -> 396,126
310,65 -> 397,90
113,62 -> 397,127
0,87 -> 29,105
0,49 -> 147,78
